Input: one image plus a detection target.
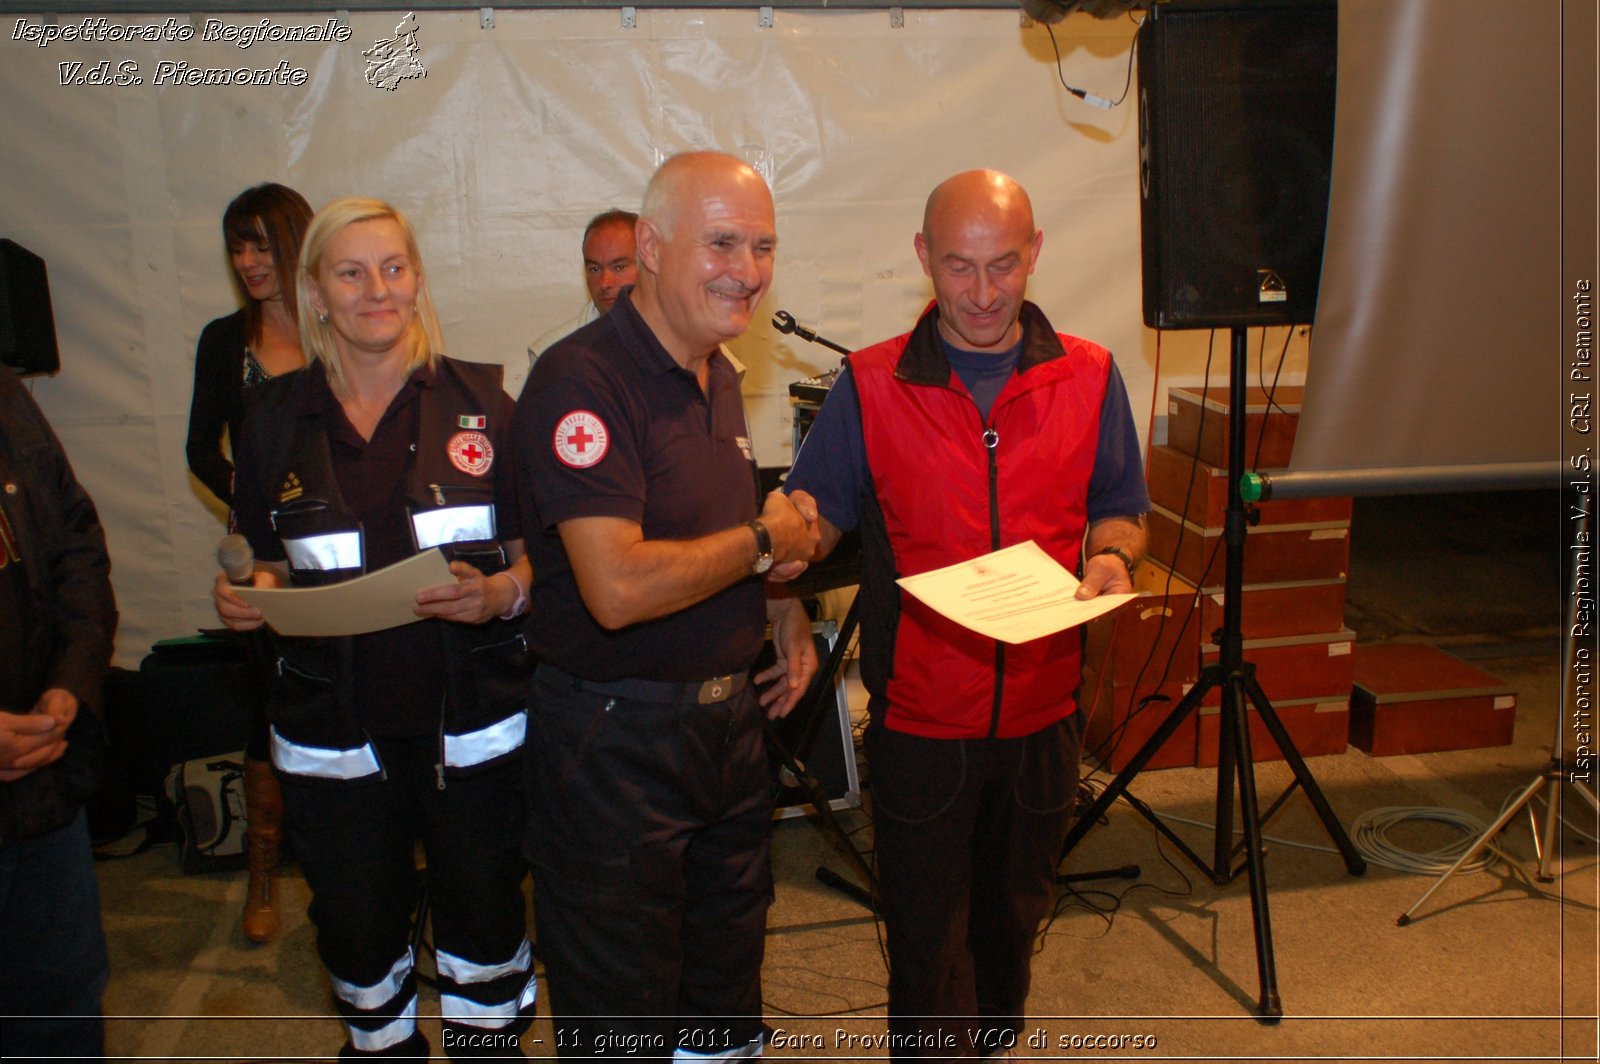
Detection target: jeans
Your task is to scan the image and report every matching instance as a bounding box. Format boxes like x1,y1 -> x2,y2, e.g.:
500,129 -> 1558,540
0,809 -> 109,1063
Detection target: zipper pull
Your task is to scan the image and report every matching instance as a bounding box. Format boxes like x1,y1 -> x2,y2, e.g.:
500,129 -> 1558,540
983,428 -> 999,452
435,762 -> 446,791
428,483 -> 446,507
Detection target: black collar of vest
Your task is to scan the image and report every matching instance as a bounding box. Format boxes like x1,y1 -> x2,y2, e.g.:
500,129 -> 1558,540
894,300 -> 1064,387
282,357 -> 441,422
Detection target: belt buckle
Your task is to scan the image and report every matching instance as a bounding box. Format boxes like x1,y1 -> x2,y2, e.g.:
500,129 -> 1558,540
696,675 -> 735,704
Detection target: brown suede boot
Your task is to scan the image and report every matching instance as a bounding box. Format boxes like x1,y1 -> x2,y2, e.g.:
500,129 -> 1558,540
241,756 -> 284,944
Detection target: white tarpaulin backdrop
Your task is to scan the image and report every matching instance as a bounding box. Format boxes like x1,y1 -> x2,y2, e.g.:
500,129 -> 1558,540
0,7 -> 1299,665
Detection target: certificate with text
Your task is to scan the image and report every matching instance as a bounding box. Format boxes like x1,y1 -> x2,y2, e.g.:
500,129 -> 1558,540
234,549 -> 455,638
896,540 -> 1136,644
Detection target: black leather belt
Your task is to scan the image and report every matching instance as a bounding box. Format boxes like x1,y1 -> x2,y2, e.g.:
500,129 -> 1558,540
538,664 -> 749,705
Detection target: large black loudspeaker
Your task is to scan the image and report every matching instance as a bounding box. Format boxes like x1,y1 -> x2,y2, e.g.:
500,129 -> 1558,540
0,239 -> 61,376
1138,0 -> 1337,329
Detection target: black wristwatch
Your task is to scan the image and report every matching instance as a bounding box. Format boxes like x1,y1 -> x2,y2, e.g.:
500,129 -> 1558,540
747,519 -> 774,575
1095,545 -> 1137,575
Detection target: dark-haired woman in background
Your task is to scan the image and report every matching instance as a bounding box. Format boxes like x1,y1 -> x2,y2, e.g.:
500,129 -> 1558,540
185,182 -> 312,945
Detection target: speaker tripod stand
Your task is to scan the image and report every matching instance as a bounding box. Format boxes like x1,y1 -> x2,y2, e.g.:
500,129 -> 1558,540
1059,327 -> 1367,1019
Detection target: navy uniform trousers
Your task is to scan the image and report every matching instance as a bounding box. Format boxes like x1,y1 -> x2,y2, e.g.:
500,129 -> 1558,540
525,668 -> 772,1060
280,735 -> 535,1059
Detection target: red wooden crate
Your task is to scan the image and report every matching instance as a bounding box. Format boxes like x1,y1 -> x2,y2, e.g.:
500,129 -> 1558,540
1349,644 -> 1517,755
1147,504 -> 1350,586
1197,695 -> 1350,766
1135,562 -> 1347,641
1146,443 -> 1353,528
1167,385 -> 1302,469
1198,628 -> 1355,707
1084,593 -> 1201,688
1081,666 -> 1197,771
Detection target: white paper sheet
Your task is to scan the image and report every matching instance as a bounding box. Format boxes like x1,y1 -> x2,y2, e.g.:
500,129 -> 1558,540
234,550 -> 456,638
895,540 -> 1136,644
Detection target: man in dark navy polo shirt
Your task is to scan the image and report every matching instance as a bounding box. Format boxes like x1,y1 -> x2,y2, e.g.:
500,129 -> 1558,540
514,151 -> 820,1059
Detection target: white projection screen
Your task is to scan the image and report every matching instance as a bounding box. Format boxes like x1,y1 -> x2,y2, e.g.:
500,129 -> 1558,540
1291,0 -> 1565,487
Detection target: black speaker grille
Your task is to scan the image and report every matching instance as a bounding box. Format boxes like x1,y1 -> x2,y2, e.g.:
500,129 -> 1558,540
1139,2 -> 1338,329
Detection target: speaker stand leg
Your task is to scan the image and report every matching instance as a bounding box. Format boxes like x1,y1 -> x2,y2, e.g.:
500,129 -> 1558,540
767,600 -> 878,912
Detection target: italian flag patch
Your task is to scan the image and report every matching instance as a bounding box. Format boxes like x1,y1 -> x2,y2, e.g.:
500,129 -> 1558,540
458,414 -> 486,429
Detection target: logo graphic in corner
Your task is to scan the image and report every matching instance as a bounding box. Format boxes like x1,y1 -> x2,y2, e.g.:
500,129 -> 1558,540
553,411 -> 609,469
1257,268 -> 1288,304
364,12 -> 426,91
279,472 -> 303,503
447,431 -> 494,477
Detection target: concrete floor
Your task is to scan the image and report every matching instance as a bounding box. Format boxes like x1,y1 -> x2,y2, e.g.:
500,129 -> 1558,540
90,490 -> 1598,1061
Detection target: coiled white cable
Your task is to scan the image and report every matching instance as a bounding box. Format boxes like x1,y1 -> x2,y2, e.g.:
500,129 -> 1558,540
1349,805 -> 1507,876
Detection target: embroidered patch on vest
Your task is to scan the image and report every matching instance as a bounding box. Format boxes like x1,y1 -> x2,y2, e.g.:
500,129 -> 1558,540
553,410 -> 609,469
458,414 -> 486,430
279,472 -> 303,503
447,431 -> 494,477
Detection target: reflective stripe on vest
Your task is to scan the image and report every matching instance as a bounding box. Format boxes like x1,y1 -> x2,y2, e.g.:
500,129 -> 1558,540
270,726 -> 382,781
282,529 -> 362,571
444,709 -> 527,769
411,503 -> 496,550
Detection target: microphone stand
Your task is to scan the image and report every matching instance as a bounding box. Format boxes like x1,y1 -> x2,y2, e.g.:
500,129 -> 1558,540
772,310 -> 852,356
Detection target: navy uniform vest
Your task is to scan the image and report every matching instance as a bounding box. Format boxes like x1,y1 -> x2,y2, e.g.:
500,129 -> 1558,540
246,357 -> 527,782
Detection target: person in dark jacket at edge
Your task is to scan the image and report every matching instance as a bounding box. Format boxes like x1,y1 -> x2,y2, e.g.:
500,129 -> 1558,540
0,364 -> 119,1061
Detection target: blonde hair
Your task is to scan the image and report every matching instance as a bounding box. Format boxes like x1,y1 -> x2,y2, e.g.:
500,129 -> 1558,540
296,197 -> 444,397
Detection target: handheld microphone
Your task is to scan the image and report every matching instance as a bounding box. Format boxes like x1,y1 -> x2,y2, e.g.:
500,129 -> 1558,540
218,533 -> 255,585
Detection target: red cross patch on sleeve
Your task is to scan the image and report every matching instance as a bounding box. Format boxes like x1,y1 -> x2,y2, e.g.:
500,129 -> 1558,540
447,431 -> 494,477
553,410 -> 609,469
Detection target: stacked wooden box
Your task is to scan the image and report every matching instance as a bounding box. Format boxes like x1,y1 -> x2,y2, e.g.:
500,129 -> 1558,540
1348,644 -> 1518,756
1083,385 -> 1356,769
1081,586 -> 1201,771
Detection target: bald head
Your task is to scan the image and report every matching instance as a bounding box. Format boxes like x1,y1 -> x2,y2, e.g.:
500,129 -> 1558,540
921,169 -> 1036,247
641,151 -> 771,241
915,169 -> 1043,354
633,151 -> 778,367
